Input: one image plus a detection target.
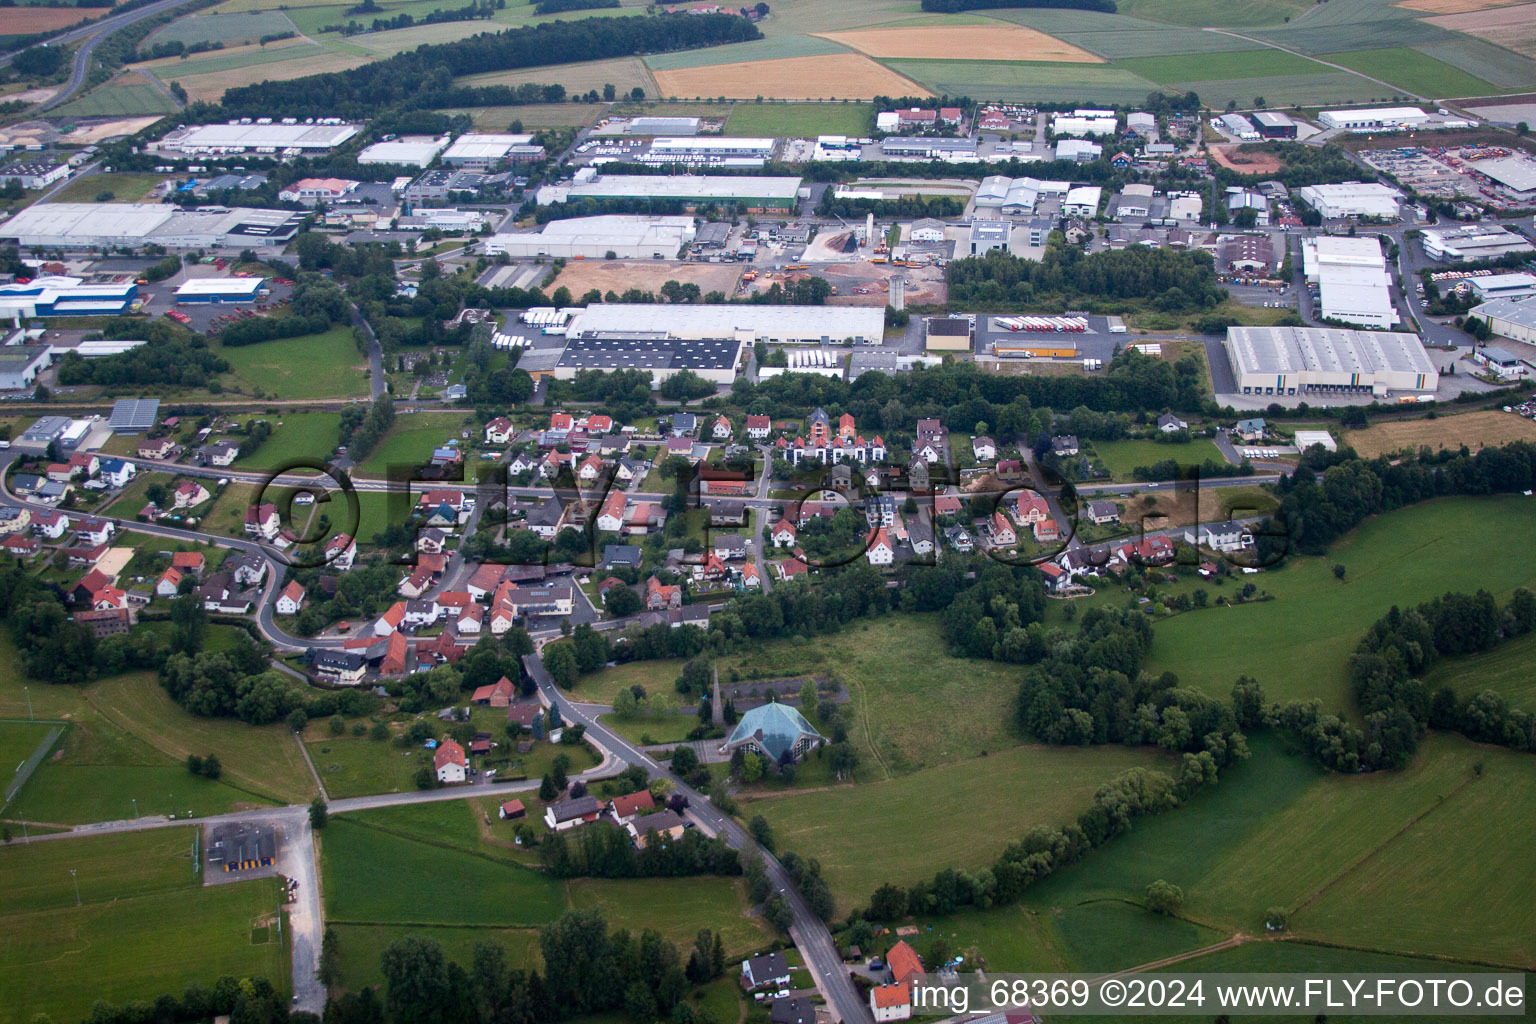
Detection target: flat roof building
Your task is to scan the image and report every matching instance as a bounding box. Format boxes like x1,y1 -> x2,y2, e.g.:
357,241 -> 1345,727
880,136 -> 977,159
175,277 -> 265,303
647,136 -> 775,158
554,334 -> 744,386
0,346 -> 52,391
537,173 -> 800,211
1063,185 -> 1103,217
357,135 -> 450,167
1301,234 -> 1397,328
1467,273 -> 1536,302
1421,224 -> 1534,262
1296,182 -> 1402,220
0,203 -> 301,249
440,133 -> 541,169
925,316 -> 972,351
484,215 -> 696,260
1470,296 -> 1536,345
0,276 -> 137,317
567,304 -> 884,345
1225,325 -> 1437,397
1317,107 -> 1428,131
1253,111 -> 1297,138
153,121 -> 360,155
1468,153 -> 1536,195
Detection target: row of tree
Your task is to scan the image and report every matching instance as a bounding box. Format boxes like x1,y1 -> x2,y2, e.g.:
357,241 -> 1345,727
535,819 -> 741,878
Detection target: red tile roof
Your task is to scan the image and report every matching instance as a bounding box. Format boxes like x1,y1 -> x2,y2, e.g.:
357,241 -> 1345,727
887,941 -> 923,985
872,983 -> 910,1009
434,738 -> 466,770
609,790 -> 655,818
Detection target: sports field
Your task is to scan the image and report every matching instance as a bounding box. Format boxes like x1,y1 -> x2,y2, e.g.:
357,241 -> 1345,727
0,829 -> 288,1022
724,102 -> 873,137
653,54 -> 928,101
215,327 -> 370,400
352,411 -> 472,478
816,24 -> 1103,62
748,743 -> 1167,914
1326,45 -> 1501,96
1147,495 -> 1536,712
1343,409 -> 1536,458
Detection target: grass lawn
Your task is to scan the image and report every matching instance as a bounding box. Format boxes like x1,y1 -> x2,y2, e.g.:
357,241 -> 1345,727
600,712 -> 700,746
0,828 -> 288,1022
0,720 -> 59,797
215,326 -> 369,400
45,172 -> 168,204
306,735 -> 432,800
570,660 -> 687,705
724,102 -> 873,137
1145,495 -> 1536,712
198,482 -> 262,539
353,411 -> 474,479
1422,629 -> 1536,712
1088,437 -> 1226,479
329,923 -> 542,991
568,876 -> 771,955
1327,46 -> 1497,99
234,412 -> 342,471
747,743 -> 1168,915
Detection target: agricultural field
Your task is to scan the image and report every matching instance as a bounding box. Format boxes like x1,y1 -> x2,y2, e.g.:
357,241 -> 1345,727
457,57 -> 656,100
138,39 -> 327,79
1343,409 -> 1536,458
142,11 -> 300,47
724,102 -> 874,137
215,327 -> 370,400
815,24 -> 1103,62
352,411 -> 474,479
990,8 -> 1268,57
168,48 -> 372,102
1087,437 -> 1227,479
45,172 -> 168,204
49,79 -> 179,118
1326,45 -> 1502,96
1146,495 -> 1536,711
0,829 -> 289,1024
1110,0 -> 1312,26
0,5 -> 98,32
747,743 -> 1168,914
438,103 -> 607,128
1115,48 -> 1324,84
883,59 -> 1156,105
1422,628 -> 1536,711
653,54 -> 928,101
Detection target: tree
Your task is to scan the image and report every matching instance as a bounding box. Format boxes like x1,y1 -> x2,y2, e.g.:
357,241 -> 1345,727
329,714 -> 346,736
1145,879 -> 1184,915
1264,907 -> 1287,931
543,643 -> 579,688
748,814 -> 775,851
318,927 -> 341,987
1333,563 -> 1346,580
415,766 -> 438,790
540,773 -> 559,801
798,678 -> 817,715
740,751 -> 764,783
380,937 -> 450,1024
671,745 -> 700,775
552,752 -> 572,790
310,796 -> 328,830
1230,676 -> 1265,730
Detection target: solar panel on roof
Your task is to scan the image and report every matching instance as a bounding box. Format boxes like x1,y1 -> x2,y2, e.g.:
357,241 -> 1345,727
108,398 -> 160,431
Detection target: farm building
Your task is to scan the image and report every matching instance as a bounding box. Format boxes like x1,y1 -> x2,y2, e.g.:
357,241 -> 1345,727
440,133 -> 543,169
537,173 -> 800,212
719,702 -> 824,764
0,203 -> 301,249
554,334 -> 745,387
1469,297 -> 1536,345
483,215 -> 696,260
174,277 -> 266,304
1317,107 -> 1428,131
1224,326 -> 1437,397
1420,224 -> 1534,263
1252,111 -> 1297,138
0,277 -> 137,317
152,121 -> 360,156
357,135 -> 451,167
107,399 -> 159,434
567,304 -> 885,345
1296,182 -> 1402,220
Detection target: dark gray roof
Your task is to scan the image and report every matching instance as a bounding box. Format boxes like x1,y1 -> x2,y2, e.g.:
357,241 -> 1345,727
770,997 -> 814,1024
550,794 -> 601,822
602,544 -> 643,567
314,649 -> 366,671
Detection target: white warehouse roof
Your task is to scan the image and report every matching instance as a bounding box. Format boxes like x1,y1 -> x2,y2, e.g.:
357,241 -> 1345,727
568,304 -> 885,344
358,135 -> 450,166
484,216 -> 696,259
542,174 -> 800,202
156,121 -> 360,153
441,133 -> 535,162
175,277 -> 265,296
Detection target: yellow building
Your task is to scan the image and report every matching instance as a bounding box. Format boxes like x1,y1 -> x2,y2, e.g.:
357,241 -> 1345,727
925,316 -> 972,351
995,340 -> 1078,358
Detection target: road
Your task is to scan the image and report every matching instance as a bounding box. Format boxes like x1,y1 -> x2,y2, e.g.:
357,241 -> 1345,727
17,0 -> 213,110
351,303 -> 387,401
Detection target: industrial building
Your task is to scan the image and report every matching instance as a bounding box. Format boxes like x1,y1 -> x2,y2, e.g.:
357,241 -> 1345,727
0,346 -> 52,390
1468,153 -> 1536,197
0,277 -> 137,317
1296,182 -> 1402,220
1055,139 -> 1101,162
1317,107 -> 1428,131
277,177 -> 358,202
925,316 -> 972,351
994,335 -> 1078,358
395,208 -> 487,232
174,277 -> 266,303
440,133 -> 544,169
403,170 -> 486,202
1467,273 -> 1536,302
0,161 -> 69,190
974,175 -> 1070,215
0,203 -> 302,249
153,121 -> 360,156
1470,297 -> 1536,345
1218,114 -> 1259,140
357,135 -> 451,167
108,398 -> 160,434
1051,111 -> 1117,136
1302,235 -> 1397,329
880,137 -> 977,160
968,219 -> 1010,255
1253,111 -> 1298,139
1420,224 -> 1534,262
536,173 -> 801,212
483,215 -> 696,259
1224,325 -> 1437,396
1063,186 -> 1103,217
567,304 -> 885,345
554,334 -> 745,386
646,137 -> 775,161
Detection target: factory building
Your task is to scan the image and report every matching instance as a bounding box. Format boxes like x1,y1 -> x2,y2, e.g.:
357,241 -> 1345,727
536,173 -> 801,212
484,215 -> 697,259
925,317 -> 972,352
646,137 -> 776,160
1224,326 -> 1437,397
567,304 -> 885,345
403,170 -> 486,202
1252,111 -> 1297,138
974,175 -> 1070,215
153,121 -> 360,156
174,277 -> 267,304
1296,182 -> 1402,220
554,334 -> 745,386
1421,224 -> 1535,263
0,277 -> 137,317
0,161 -> 70,190
1063,186 -> 1103,218
1470,297 -> 1536,345
0,346 -> 53,390
968,220 -> 1010,255
1218,114 -> 1259,140
1051,111 -> 1117,136
357,135 -> 451,167
1317,107 -> 1428,131
1466,273 -> 1536,302
1303,235 -> 1397,329
0,203 -> 301,249
440,133 -> 544,169
880,137 -> 977,160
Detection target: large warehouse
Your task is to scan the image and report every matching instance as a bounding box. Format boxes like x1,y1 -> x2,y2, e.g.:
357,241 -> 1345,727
536,173 -> 801,212
0,346 -> 53,390
1302,235 -> 1397,329
0,276 -> 137,317
358,135 -> 450,167
1470,297 -> 1536,345
441,133 -> 543,169
484,215 -> 695,259
1420,223 -> 1534,262
175,277 -> 267,303
554,334 -> 745,386
1296,182 -> 1402,219
153,121 -> 360,156
567,304 -> 885,345
645,136 -> 775,161
1317,107 -> 1428,131
1225,326 -> 1437,397
0,203 -> 302,249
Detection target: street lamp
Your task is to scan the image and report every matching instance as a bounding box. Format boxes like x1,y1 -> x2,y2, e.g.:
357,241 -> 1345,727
131,798 -> 139,819
70,868 -> 80,906
24,685 -> 32,720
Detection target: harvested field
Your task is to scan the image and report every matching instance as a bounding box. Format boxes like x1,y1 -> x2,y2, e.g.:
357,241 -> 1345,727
1420,0 -> 1536,24
3,6 -> 96,32
1399,0 -> 1523,11
548,260 -> 743,298
653,54 -> 930,101
815,24 -> 1103,63
643,34 -> 849,71
1345,410 -> 1536,458
168,50 -> 370,103
1209,144 -> 1285,175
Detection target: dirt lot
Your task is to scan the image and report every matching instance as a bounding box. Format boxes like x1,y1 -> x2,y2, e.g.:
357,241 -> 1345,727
547,260 -> 743,298
1208,144 -> 1285,175
815,25 -> 1103,63
824,261 -> 947,306
1120,483 -> 1278,533
1345,409 -> 1536,458
4,6 -> 97,31
1398,0 -> 1524,13
61,115 -> 164,143
653,54 -> 930,101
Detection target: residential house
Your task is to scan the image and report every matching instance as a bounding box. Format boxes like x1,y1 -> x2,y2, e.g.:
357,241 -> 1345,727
31,509 -> 68,539
870,985 -> 911,1023
174,481 -> 210,508
1157,412 -> 1188,433
484,417 -> 514,444
2,533 -> 40,558
971,436 -> 997,461
544,795 -> 602,831
435,738 -> 468,783
326,533 -> 357,570
137,437 -> 175,459
670,413 -> 697,437
712,415 -> 733,440
244,503 -> 280,540
596,490 -> 628,533
866,527 -> 894,565
741,563 -> 762,588
457,603 -> 484,635
645,576 -> 682,610
1235,417 -> 1266,442
313,650 -> 367,685
601,543 -> 643,570
97,458 -> 135,488
1186,521 -> 1254,553
276,580 -> 306,615
76,608 -> 133,639
739,953 -> 791,992
887,941 -> 923,986
629,809 -> 687,849
946,525 -> 973,552
75,517 -> 114,547
770,520 -> 797,547
226,553 -> 266,586
398,569 -> 433,599
745,414 -> 771,440
712,533 -> 747,560
374,602 -> 406,636
1015,493 -> 1050,525
865,494 -> 896,528
403,599 -> 441,628
155,568 -> 185,598
986,511 -> 1016,548
472,676 -> 517,706
1085,500 -> 1120,525
417,527 -> 449,554
502,586 -> 574,618
577,454 -> 604,483
171,551 -> 205,575
1051,435 -> 1079,457
527,498 -> 566,539
1033,518 -> 1060,543
607,790 -> 655,825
